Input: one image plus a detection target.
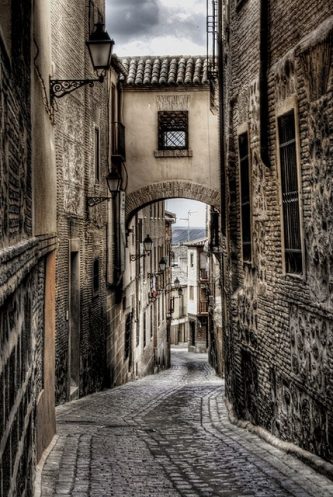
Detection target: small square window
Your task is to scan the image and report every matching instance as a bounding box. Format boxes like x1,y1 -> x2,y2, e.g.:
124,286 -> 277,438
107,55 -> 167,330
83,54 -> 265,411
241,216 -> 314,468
158,111 -> 188,150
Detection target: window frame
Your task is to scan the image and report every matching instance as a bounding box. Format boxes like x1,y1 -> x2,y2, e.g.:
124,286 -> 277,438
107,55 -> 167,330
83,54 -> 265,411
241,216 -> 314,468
275,97 -> 305,277
94,125 -> 100,182
237,126 -> 252,265
93,257 -> 99,296
158,111 -> 189,151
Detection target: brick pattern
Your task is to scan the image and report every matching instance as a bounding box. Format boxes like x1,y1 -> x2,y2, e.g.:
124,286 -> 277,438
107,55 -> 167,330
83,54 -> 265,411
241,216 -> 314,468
0,1 -> 32,248
223,0 -> 333,462
51,0 -> 109,404
125,181 -> 220,224
0,261 -> 46,497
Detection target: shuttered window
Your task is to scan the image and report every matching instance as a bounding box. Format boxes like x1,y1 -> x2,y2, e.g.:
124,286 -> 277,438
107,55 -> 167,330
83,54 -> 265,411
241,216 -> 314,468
278,110 -> 302,274
239,132 -> 251,262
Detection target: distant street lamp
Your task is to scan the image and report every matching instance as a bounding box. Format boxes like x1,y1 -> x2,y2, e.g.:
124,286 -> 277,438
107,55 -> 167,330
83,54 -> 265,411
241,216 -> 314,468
130,235 -> 153,261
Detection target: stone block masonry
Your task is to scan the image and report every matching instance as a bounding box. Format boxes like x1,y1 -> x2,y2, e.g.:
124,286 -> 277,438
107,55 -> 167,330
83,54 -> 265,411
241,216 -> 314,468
222,0 -> 333,463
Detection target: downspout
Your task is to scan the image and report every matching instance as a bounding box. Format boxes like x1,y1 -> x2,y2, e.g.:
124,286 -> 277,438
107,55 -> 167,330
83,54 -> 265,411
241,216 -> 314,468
259,0 -> 269,166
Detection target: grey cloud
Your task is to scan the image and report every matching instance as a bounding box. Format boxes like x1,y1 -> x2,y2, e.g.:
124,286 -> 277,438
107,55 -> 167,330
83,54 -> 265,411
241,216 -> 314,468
106,0 -> 205,49
106,0 -> 160,41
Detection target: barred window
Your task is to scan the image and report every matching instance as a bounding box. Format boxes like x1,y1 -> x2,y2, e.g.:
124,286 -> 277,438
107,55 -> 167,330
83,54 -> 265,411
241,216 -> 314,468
239,132 -> 252,262
158,111 -> 188,150
93,258 -> 99,294
124,312 -> 132,360
278,110 -> 302,274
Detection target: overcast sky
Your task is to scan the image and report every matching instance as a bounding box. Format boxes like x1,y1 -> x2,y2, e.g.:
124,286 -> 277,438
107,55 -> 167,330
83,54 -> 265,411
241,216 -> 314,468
106,0 -> 206,56
106,0 -> 207,225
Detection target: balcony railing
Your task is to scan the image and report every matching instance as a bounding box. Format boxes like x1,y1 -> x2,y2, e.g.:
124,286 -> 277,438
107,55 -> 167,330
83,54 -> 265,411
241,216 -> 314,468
112,122 -> 126,163
199,268 -> 208,281
199,301 -> 208,314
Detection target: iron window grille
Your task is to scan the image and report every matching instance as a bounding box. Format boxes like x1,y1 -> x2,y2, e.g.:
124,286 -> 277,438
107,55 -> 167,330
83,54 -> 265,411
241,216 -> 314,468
278,110 -> 303,274
124,312 -> 132,360
158,111 -> 188,150
93,258 -> 99,294
239,132 -> 252,262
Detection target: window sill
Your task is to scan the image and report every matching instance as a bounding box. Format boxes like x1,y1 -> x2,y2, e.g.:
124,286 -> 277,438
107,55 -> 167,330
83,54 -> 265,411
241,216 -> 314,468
154,149 -> 193,158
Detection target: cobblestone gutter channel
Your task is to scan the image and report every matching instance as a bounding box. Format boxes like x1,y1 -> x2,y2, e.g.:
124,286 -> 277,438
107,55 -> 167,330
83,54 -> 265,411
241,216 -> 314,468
37,350 -> 333,497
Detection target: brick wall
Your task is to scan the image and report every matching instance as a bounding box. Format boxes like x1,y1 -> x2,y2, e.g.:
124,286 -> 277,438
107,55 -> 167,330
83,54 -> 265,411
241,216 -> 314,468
50,0 -> 110,403
0,1 -> 57,493
223,0 -> 333,461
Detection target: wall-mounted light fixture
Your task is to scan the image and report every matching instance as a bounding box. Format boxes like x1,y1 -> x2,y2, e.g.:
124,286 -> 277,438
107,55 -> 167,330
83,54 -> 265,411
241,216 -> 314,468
162,277 -> 181,293
130,235 -> 153,261
87,167 -> 122,207
147,256 -> 168,279
50,22 -> 114,100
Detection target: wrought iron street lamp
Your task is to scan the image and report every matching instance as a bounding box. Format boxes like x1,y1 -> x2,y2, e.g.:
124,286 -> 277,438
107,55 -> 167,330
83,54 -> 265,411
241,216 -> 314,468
87,167 -> 122,207
50,22 -> 114,100
130,235 -> 153,261
162,277 -> 181,293
147,256 -> 168,279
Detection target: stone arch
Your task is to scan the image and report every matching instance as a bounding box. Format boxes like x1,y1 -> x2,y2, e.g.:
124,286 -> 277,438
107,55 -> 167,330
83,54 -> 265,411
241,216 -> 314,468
125,180 -> 220,225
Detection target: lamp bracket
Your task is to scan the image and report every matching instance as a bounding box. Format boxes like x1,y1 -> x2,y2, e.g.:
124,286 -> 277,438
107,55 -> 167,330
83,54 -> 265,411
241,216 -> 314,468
50,76 -> 104,100
147,272 -> 163,279
130,252 -> 151,262
87,196 -> 111,208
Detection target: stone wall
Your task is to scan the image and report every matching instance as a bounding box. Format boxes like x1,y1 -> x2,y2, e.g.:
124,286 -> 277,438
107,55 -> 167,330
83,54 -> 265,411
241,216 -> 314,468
223,0 -> 333,462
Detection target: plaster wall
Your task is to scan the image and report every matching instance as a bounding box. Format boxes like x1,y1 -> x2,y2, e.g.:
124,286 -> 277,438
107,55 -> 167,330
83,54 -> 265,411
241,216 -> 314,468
123,89 -> 219,199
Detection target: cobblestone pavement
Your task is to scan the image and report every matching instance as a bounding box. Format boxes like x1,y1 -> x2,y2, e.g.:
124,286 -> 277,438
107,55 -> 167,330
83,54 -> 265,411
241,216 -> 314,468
40,349 -> 333,497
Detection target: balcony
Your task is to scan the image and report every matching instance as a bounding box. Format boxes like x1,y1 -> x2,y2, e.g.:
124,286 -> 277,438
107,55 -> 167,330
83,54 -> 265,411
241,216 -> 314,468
199,301 -> 208,314
199,268 -> 208,281
111,122 -> 126,164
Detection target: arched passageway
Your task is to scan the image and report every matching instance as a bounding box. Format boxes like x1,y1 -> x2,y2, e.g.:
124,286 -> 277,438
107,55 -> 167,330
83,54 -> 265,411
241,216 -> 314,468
125,180 -> 220,225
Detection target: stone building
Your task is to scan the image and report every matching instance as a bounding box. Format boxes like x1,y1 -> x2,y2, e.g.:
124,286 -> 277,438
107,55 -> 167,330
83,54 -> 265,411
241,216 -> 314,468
220,0 -> 333,461
186,238 -> 210,353
171,244 -> 189,345
0,0 -> 57,494
50,0 -> 122,403
108,201 -> 172,384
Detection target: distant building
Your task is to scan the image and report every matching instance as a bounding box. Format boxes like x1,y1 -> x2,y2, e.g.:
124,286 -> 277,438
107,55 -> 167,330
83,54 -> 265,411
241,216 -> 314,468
185,239 -> 210,353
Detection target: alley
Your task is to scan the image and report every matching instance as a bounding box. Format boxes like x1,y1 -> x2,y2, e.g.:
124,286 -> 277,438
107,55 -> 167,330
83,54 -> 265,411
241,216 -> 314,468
39,350 -> 333,497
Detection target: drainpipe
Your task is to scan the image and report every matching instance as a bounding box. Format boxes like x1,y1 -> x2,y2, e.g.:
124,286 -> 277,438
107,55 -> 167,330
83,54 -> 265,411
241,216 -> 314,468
259,0 -> 269,166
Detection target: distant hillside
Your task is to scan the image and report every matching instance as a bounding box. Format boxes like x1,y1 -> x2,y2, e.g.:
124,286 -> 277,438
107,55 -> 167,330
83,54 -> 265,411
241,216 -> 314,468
172,226 -> 206,244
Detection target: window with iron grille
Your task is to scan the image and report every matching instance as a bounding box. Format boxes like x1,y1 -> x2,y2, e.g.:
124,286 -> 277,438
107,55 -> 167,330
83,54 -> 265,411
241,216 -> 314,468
239,132 -> 252,262
278,110 -> 303,274
143,311 -> 146,348
158,111 -> 188,150
93,258 -> 99,294
124,312 -> 132,360
94,127 -> 100,181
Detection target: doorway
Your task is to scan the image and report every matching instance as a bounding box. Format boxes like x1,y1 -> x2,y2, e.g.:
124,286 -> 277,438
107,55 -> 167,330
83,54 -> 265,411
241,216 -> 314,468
69,250 -> 80,399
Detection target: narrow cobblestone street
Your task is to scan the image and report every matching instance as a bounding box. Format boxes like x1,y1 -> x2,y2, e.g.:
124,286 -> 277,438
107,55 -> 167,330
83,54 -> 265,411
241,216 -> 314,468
39,350 -> 333,497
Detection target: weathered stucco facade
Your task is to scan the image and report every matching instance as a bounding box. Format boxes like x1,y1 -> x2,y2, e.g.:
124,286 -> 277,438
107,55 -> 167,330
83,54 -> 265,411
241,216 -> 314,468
221,0 -> 333,462
107,201 -> 171,385
0,0 -> 57,494
120,56 -> 220,222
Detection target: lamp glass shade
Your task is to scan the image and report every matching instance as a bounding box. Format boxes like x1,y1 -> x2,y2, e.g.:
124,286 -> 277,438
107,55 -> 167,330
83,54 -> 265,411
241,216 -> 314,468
106,168 -> 121,194
143,235 -> 153,253
159,257 -> 167,272
178,287 -> 183,297
86,22 -> 114,71
174,277 -> 180,290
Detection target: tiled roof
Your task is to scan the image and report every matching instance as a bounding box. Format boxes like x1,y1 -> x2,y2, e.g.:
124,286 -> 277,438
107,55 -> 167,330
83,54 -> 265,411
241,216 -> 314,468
120,56 -> 209,86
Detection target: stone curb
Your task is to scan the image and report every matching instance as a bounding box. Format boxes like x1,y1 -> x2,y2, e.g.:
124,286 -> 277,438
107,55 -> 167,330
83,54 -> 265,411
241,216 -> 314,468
33,435 -> 59,497
225,398 -> 333,482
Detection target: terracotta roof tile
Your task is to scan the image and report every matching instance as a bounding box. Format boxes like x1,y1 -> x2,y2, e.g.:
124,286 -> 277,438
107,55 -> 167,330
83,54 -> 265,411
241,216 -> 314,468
120,55 -> 210,86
